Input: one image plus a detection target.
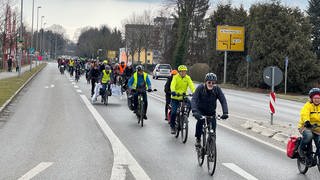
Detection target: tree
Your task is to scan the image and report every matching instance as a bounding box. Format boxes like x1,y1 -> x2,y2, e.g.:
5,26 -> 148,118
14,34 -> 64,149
245,0 -> 319,92
308,0 -> 320,60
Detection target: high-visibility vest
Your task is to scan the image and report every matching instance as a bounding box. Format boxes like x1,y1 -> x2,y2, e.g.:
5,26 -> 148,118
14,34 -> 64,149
132,72 -> 148,90
119,64 -> 126,74
101,70 -> 111,83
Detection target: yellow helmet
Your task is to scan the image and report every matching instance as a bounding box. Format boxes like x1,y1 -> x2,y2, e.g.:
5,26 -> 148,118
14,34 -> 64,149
103,60 -> 108,64
178,65 -> 188,71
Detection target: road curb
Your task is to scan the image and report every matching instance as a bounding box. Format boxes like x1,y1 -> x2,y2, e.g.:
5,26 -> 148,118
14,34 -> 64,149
0,64 -> 47,114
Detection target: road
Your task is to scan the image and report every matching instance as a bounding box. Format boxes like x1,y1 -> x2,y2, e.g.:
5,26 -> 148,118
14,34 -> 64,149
0,62 -> 319,180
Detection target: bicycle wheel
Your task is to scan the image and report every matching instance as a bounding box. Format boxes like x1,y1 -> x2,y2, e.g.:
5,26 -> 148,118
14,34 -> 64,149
181,115 -> 188,143
103,94 -> 108,106
175,116 -> 180,138
297,156 -> 308,174
207,136 -> 217,176
197,129 -> 206,166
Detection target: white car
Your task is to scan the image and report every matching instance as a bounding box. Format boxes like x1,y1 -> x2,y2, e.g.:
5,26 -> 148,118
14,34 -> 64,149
152,64 -> 172,79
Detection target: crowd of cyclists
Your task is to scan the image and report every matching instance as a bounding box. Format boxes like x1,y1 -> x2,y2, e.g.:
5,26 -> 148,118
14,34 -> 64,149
57,57 -> 320,174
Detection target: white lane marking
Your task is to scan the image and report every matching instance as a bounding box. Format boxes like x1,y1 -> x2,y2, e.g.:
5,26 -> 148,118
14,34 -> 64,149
149,93 -> 286,153
80,95 -> 150,180
74,85 -> 79,89
71,82 -> 75,85
44,86 -> 49,89
76,89 -> 82,93
223,163 -> 258,180
50,84 -> 55,88
18,162 -> 53,180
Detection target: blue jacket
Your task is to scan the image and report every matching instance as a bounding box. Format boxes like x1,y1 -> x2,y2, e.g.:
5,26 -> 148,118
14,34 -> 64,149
128,72 -> 151,90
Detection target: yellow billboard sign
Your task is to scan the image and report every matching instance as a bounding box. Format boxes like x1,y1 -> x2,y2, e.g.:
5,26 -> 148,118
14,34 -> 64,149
107,50 -> 117,59
216,25 -> 245,52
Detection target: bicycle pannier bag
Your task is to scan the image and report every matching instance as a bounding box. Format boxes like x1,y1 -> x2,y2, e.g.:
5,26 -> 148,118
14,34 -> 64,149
287,136 -> 301,159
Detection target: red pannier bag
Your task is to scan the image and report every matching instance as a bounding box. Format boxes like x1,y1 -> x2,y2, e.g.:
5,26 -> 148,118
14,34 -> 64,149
287,136 -> 301,159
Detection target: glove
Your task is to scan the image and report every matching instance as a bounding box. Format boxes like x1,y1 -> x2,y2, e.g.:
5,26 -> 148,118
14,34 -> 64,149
193,112 -> 203,120
171,91 -> 177,96
304,121 -> 312,128
220,114 -> 229,120
147,89 -> 152,92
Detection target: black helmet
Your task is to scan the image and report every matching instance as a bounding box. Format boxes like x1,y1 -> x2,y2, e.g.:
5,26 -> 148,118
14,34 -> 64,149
136,65 -> 143,71
309,88 -> 320,98
205,73 -> 217,82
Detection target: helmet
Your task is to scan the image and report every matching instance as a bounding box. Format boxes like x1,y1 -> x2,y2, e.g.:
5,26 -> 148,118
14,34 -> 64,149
171,70 -> 178,75
103,60 -> 108,64
178,65 -> 188,71
136,65 -> 144,71
120,61 -> 125,65
309,88 -> 320,98
205,73 -> 217,82
105,65 -> 111,71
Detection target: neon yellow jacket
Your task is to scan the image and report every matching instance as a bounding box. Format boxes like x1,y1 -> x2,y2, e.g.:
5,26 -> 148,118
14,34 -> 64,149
170,74 -> 195,100
101,70 -> 111,83
298,101 -> 320,133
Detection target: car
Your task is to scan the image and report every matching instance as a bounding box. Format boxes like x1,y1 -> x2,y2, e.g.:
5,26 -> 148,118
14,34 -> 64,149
152,64 -> 172,79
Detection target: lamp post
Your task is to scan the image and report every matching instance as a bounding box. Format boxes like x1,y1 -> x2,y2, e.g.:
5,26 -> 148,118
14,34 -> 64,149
29,0 -> 34,71
40,15 -> 44,58
18,0 -> 24,76
35,6 -> 41,66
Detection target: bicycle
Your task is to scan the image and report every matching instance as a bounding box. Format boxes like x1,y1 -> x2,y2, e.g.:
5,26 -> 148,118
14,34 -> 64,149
100,82 -> 111,106
196,115 -> 221,176
174,93 -> 192,143
297,123 -> 320,174
134,88 -> 156,127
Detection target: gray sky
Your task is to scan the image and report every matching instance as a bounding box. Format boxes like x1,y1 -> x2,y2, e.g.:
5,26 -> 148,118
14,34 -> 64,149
22,0 -> 309,42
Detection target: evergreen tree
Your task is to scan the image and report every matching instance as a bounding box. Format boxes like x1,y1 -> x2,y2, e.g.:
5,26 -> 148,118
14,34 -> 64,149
308,0 -> 320,59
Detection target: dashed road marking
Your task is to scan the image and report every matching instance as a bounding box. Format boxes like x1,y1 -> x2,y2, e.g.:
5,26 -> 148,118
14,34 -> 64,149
76,89 -> 82,93
80,95 -> 150,180
18,162 -> 53,180
223,163 -> 258,180
50,84 -> 55,88
74,85 -> 79,89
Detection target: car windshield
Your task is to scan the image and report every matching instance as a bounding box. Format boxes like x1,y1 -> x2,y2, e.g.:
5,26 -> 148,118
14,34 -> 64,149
159,65 -> 171,69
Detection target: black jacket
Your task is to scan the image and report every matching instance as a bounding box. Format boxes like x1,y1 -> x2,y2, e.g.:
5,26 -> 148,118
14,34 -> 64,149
164,76 -> 173,94
90,68 -> 100,81
191,84 -> 228,116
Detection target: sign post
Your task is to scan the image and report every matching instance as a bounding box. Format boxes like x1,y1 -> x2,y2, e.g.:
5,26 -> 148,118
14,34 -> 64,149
263,66 -> 283,125
285,56 -> 288,94
216,25 -> 245,84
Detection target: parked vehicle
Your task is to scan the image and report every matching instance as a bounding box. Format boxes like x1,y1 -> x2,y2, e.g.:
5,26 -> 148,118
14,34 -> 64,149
152,64 -> 172,79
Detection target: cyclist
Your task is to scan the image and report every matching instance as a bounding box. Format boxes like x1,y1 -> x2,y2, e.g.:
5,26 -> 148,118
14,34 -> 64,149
123,64 -> 134,91
191,73 -> 229,147
128,65 -> 152,119
89,62 -> 101,97
119,61 -> 127,75
298,88 -> 320,166
164,70 -> 178,121
170,65 -> 195,134
100,65 -> 112,98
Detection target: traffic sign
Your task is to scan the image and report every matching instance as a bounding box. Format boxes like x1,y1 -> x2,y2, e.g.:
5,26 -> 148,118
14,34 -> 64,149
263,66 -> 283,87
269,92 -> 276,114
216,25 -> 245,52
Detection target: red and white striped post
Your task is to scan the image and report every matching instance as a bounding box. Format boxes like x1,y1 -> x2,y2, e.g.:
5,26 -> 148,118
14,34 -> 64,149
269,92 -> 276,125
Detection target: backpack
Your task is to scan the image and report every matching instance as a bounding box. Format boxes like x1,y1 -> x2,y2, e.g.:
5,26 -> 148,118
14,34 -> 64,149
287,136 -> 301,159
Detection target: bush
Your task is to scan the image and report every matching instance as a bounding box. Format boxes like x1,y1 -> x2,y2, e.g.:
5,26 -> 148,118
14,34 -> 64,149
189,63 -> 210,82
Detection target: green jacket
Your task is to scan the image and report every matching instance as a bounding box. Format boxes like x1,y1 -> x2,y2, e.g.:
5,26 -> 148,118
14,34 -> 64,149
170,74 -> 195,100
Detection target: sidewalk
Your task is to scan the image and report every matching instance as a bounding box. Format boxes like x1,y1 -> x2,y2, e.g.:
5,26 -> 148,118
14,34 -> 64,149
0,62 -> 37,80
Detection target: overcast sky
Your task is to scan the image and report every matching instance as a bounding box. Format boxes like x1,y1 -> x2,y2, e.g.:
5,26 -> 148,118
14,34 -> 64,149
21,0 -> 309,42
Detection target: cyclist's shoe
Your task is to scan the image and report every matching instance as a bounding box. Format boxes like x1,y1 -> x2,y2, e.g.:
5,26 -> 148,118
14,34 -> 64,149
171,127 -> 176,134
165,117 -> 168,121
143,115 -> 148,120
133,109 -> 137,114
195,138 -> 201,148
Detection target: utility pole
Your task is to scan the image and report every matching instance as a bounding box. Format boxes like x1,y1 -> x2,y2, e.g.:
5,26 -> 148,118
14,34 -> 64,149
18,0 -> 23,76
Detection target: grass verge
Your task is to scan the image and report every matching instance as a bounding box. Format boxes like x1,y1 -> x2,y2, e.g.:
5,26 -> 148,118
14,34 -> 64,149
0,64 -> 46,107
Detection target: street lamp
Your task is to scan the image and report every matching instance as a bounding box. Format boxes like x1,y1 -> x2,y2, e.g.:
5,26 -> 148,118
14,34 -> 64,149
35,6 -> 41,66
29,0 -> 35,71
18,0 -> 24,76
40,15 -> 44,57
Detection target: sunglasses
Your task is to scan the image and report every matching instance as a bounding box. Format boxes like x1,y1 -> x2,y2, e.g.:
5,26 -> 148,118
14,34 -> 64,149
206,81 -> 215,85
